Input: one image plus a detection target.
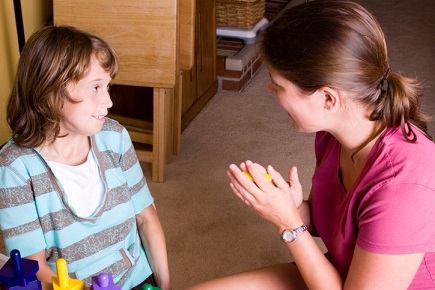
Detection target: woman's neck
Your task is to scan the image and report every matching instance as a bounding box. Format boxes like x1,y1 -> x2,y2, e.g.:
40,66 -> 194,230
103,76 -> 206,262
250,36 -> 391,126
335,116 -> 384,191
329,100 -> 381,156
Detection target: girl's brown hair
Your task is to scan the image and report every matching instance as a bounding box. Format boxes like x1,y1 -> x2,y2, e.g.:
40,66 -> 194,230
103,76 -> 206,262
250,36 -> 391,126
260,0 -> 431,142
7,25 -> 119,148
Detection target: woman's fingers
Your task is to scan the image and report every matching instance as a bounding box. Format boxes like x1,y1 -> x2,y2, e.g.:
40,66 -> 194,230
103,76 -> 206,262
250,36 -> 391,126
227,166 -> 257,204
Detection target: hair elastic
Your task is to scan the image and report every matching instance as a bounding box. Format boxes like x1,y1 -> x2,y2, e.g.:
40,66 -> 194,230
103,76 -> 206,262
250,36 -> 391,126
380,68 -> 391,93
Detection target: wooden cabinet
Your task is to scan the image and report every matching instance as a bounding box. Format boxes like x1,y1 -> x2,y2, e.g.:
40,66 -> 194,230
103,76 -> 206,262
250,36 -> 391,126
180,0 -> 218,132
108,0 -> 217,147
105,0 -> 217,135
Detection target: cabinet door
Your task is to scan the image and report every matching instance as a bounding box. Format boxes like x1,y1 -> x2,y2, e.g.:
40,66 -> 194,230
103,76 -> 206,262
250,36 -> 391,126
196,0 -> 216,98
181,68 -> 198,115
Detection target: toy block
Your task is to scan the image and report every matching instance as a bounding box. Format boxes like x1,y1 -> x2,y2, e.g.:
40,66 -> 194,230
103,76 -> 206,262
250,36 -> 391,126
242,172 -> 272,182
90,273 -> 120,290
138,284 -> 160,290
0,249 -> 41,290
51,259 -> 84,290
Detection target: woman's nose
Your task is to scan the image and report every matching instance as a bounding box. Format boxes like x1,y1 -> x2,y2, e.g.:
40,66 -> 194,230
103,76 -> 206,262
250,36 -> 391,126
267,82 -> 275,94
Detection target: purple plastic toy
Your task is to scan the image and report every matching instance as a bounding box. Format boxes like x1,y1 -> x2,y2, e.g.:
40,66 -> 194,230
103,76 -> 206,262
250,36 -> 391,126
90,273 -> 120,290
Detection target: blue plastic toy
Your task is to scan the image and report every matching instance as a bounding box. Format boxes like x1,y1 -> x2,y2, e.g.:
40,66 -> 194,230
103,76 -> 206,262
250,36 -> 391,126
0,249 -> 41,290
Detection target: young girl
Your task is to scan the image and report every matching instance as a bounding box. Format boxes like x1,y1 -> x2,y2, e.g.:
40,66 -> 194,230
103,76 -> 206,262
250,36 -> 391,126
187,0 -> 435,289
0,25 -> 171,290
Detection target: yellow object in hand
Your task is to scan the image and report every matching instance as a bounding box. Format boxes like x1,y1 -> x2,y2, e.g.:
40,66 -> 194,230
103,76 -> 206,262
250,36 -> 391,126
243,171 -> 272,182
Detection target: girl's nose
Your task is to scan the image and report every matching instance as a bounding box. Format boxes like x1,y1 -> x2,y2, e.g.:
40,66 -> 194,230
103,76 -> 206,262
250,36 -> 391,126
107,98 -> 113,109
104,90 -> 113,109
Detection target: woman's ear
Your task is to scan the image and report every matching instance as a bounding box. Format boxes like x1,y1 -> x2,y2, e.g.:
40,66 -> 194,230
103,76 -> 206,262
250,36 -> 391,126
319,86 -> 340,111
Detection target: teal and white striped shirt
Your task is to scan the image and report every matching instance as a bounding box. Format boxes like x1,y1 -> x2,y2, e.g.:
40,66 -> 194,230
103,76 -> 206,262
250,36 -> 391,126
0,118 -> 154,289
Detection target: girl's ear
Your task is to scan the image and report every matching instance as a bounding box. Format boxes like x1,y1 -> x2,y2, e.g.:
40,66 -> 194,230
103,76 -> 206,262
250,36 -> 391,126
319,86 -> 340,111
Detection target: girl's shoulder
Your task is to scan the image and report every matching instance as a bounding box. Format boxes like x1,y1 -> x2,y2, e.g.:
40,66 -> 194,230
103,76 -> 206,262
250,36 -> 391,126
93,118 -> 132,154
100,117 -> 125,134
95,117 -> 128,142
0,139 -> 35,165
0,140 -> 44,182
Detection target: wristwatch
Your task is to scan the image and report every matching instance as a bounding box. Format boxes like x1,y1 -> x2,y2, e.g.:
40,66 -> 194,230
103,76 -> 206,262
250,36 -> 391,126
281,224 -> 308,243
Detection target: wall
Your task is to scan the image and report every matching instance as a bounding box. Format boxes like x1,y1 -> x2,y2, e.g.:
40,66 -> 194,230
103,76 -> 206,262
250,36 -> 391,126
0,0 -> 53,144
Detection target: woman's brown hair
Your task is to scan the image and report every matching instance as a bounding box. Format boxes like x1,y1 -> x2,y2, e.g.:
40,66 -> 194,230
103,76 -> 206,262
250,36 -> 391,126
260,0 -> 432,142
7,25 -> 119,148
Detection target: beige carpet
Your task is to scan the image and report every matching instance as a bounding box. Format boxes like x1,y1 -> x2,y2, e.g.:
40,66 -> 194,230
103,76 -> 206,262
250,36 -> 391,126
143,0 -> 435,289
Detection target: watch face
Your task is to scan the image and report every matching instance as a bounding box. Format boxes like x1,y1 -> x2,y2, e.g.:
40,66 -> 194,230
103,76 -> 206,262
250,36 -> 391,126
282,225 -> 308,243
282,230 -> 295,242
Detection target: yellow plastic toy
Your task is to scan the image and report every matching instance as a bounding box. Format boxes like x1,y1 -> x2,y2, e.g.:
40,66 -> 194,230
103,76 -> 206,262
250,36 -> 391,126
52,258 -> 85,290
243,172 -> 272,182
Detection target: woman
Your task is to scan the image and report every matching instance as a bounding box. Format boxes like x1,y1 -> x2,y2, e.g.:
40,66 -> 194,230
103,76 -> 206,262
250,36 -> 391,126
187,0 -> 435,289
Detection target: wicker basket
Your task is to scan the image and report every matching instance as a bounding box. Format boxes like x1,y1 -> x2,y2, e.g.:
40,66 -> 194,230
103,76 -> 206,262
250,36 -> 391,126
216,0 -> 265,29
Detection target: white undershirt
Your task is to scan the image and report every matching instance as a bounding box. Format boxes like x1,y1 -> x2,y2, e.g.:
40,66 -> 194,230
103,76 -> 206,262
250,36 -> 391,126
47,151 -> 104,218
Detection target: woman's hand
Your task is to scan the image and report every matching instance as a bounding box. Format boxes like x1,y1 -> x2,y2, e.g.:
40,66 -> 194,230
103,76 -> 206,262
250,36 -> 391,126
227,160 -> 304,231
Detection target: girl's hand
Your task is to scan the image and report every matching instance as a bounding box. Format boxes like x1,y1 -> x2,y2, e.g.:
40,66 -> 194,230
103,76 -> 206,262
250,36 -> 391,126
227,160 -> 304,230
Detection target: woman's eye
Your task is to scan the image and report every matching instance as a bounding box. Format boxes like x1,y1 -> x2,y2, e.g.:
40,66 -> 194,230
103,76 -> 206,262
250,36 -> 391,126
272,80 -> 280,88
270,81 -> 280,89
92,86 -> 99,92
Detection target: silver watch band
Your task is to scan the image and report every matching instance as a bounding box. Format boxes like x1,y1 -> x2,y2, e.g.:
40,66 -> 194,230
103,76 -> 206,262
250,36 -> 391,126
281,224 -> 308,243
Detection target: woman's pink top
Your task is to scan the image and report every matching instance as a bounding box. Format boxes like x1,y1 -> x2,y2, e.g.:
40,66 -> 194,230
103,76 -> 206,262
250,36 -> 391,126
311,127 -> 435,288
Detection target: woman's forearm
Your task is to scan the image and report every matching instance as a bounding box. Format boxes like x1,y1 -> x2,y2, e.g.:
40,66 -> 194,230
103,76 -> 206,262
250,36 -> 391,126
298,200 -> 317,235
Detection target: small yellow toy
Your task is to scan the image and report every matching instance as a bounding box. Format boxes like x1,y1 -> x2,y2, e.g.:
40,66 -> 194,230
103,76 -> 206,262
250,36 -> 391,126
243,172 -> 272,182
52,258 -> 85,290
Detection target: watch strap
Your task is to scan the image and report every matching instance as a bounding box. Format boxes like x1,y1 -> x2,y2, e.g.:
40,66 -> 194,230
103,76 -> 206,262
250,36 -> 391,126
281,224 -> 308,243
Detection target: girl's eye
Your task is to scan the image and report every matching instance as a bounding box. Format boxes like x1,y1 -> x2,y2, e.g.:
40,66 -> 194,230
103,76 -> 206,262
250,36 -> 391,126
92,86 -> 99,92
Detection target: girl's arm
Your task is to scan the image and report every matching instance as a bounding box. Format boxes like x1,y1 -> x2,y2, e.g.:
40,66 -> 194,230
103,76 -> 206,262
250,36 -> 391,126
136,204 -> 171,290
26,250 -> 57,283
